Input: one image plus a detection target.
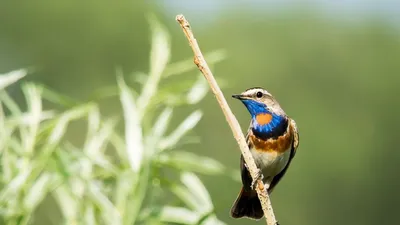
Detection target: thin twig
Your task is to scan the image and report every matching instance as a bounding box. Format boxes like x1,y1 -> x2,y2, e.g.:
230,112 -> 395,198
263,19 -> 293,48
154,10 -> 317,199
175,14 -> 278,225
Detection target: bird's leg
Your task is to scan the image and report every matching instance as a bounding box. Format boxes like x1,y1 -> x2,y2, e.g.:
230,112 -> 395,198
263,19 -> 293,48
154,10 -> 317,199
250,169 -> 264,190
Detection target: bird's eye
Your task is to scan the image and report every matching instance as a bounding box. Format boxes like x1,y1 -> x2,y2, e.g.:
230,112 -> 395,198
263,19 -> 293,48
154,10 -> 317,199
256,91 -> 263,98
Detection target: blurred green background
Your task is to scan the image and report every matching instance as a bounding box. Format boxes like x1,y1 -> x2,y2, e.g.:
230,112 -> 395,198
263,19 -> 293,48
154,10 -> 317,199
1,1 -> 400,225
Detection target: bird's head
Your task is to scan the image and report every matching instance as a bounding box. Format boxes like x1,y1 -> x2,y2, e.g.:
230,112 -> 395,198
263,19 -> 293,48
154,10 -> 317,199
232,87 -> 286,118
232,87 -> 288,139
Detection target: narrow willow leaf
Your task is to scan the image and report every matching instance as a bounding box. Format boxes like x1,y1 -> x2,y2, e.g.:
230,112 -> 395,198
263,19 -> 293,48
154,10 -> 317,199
137,15 -> 170,117
48,104 -> 94,146
202,215 -> 227,225
53,184 -> 78,220
117,75 -> 143,172
148,17 -> 170,79
0,93 -> 25,153
181,172 -> 213,213
88,182 -> 122,225
21,83 -> 43,155
0,168 -> 30,202
109,133 -> 128,166
88,85 -> 119,101
1,146 -> 12,182
6,111 -> 55,127
169,183 -> 200,211
114,170 -> 136,214
157,151 -> 225,175
40,84 -> 80,107
87,106 -> 101,138
20,216 -> 33,225
0,103 -> 10,174
82,118 -> 119,177
131,72 -> 148,86
0,69 -> 27,90
7,137 -> 23,156
151,107 -> 173,140
69,177 -> 86,200
159,110 -> 202,150
159,206 -> 198,225
90,154 -> 118,175
146,107 -> 173,156
164,50 -> 227,77
0,90 -> 22,117
84,204 -> 96,225
194,210 -> 214,225
187,75 -> 209,104
0,101 -> 4,135
129,164 -> 151,225
23,173 -> 59,211
149,80 -> 197,108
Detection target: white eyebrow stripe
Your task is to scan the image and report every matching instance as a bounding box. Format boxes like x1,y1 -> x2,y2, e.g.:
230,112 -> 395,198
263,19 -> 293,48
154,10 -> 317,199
243,88 -> 271,97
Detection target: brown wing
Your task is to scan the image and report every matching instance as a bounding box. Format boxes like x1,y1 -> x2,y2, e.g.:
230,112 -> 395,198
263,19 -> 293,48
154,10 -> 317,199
268,118 -> 299,193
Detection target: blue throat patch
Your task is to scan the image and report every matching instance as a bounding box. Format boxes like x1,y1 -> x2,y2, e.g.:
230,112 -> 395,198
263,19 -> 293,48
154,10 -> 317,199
241,99 -> 288,140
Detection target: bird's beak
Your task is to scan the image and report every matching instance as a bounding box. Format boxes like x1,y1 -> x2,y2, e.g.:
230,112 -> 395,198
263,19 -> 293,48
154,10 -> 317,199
232,94 -> 244,100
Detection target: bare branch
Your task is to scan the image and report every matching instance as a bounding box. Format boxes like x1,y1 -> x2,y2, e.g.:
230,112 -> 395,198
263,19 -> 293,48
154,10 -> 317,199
175,14 -> 278,225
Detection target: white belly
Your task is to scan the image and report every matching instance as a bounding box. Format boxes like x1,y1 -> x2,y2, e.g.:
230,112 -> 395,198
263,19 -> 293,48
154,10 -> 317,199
250,146 -> 291,186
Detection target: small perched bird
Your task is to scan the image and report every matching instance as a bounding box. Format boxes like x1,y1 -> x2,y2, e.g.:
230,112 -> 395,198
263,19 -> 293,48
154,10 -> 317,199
230,87 -> 299,220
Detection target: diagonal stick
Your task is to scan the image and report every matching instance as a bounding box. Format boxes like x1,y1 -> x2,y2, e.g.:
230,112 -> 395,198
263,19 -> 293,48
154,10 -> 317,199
175,14 -> 278,225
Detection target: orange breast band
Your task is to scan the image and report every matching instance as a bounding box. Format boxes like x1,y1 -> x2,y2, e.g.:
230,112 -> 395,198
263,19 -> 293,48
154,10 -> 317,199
249,124 -> 293,153
256,113 -> 272,125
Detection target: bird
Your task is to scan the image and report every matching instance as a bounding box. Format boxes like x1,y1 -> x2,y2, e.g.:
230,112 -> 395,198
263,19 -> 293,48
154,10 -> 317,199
230,87 -> 299,220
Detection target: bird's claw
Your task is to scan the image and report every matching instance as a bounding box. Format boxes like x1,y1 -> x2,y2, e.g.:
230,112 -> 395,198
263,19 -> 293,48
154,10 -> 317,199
251,169 -> 264,190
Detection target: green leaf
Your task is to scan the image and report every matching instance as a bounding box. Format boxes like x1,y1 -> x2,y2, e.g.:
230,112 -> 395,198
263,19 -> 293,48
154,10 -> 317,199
1,145 -> 13,183
21,83 -> 43,155
23,173 -> 60,212
163,50 -> 227,77
151,107 -> 173,140
201,215 -> 226,225
40,84 -> 80,107
5,111 -> 55,127
86,105 -> 101,138
0,69 -> 27,90
186,74 -> 209,104
113,170 -> 136,215
126,164 -> 151,225
0,168 -> 31,203
81,107 -> 114,176
157,151 -> 225,175
47,104 -> 94,146
117,75 -> 143,172
88,181 -> 122,225
84,204 -> 96,225
109,132 -> 129,166
159,206 -> 198,224
0,90 -> 22,117
159,110 -> 203,150
146,107 -> 173,156
180,172 -> 213,213
131,71 -> 148,86
136,15 -> 170,117
53,184 -> 78,221
169,183 -> 200,211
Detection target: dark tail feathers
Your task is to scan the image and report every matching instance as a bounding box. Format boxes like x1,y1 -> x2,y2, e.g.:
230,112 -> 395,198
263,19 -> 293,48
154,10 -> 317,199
230,187 -> 263,220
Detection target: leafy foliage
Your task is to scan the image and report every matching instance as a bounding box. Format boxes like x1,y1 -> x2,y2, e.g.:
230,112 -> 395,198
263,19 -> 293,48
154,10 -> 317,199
0,18 -> 227,225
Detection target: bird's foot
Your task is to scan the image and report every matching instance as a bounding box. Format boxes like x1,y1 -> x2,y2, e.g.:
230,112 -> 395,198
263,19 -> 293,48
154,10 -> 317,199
251,169 -> 264,190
